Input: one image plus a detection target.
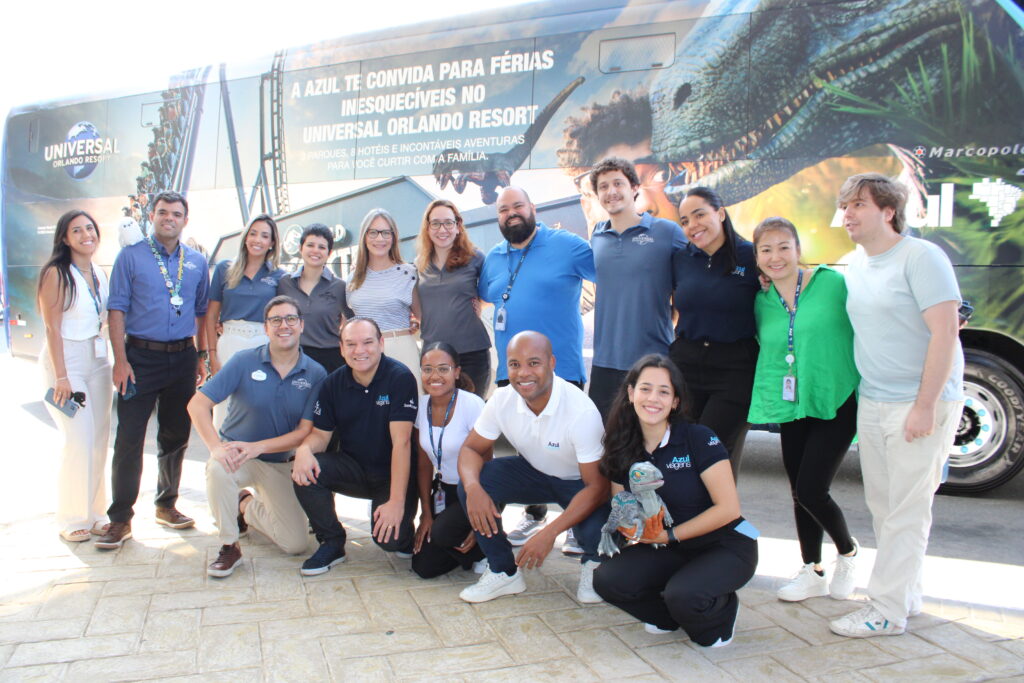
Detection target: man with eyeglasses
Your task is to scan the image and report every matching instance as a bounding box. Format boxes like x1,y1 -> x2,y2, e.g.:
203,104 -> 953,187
187,295 -> 327,577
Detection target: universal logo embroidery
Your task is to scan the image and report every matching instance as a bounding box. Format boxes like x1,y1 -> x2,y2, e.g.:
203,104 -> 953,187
183,259 -> 200,271
631,234 -> 654,246
261,276 -> 278,286
666,455 -> 692,470
291,377 -> 312,391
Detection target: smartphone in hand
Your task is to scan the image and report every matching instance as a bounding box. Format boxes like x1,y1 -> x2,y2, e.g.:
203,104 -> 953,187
45,388 -> 81,418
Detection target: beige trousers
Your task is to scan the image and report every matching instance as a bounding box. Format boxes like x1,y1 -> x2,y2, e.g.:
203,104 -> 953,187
857,397 -> 963,625
206,457 -> 309,554
382,332 -> 422,394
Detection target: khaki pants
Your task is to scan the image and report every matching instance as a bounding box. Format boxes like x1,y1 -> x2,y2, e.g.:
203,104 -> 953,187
206,457 -> 309,554
857,397 -> 962,625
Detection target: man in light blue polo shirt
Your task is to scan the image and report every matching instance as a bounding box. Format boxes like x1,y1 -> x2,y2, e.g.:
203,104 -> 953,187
188,295 -> 327,577
589,157 -> 687,419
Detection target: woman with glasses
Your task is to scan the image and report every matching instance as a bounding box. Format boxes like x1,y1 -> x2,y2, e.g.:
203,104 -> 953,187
206,214 -> 285,426
414,200 -> 492,397
38,210 -> 113,542
347,208 -> 423,390
277,223 -> 354,374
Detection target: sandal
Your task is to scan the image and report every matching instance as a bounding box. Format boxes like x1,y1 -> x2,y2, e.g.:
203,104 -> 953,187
60,528 -> 91,543
91,522 -> 111,536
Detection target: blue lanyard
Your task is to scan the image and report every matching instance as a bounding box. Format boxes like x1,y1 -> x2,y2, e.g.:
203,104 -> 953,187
427,390 -> 458,473
71,264 -> 103,332
776,269 -> 803,365
501,237 -> 534,304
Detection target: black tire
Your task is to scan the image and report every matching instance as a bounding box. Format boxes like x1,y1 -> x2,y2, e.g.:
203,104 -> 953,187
939,349 -> 1024,495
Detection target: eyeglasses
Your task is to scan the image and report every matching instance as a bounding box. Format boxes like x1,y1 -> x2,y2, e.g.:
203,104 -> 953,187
267,315 -> 302,327
428,220 -> 457,232
421,364 -> 453,375
366,229 -> 394,240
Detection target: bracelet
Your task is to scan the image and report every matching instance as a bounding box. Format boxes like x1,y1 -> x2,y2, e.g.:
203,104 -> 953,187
56,376 -> 69,381
666,527 -> 680,545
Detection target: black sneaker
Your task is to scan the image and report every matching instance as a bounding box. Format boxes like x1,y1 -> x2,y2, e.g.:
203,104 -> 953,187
300,542 -> 346,576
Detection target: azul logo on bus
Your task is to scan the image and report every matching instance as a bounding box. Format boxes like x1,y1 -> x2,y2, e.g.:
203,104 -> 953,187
43,121 -> 120,180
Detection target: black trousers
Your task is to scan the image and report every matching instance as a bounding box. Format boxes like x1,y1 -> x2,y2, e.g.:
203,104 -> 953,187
588,366 -> 629,422
293,452 -> 417,554
411,482 -> 484,579
593,526 -> 758,646
108,345 -> 197,522
302,345 -> 345,375
780,392 -> 858,564
458,348 -> 491,400
669,337 -> 758,481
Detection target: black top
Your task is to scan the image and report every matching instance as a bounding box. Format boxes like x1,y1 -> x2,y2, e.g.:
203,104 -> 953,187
312,355 -> 418,477
672,239 -> 760,342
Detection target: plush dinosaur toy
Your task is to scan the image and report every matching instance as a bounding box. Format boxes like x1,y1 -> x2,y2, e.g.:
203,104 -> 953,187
598,461 -> 674,556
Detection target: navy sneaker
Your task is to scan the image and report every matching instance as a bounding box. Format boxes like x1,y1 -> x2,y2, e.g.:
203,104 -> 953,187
300,542 -> 346,576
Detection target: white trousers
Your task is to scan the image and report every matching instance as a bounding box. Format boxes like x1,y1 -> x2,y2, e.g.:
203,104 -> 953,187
206,456 -> 309,554
857,397 -> 962,625
40,337 -> 113,533
213,321 -> 268,430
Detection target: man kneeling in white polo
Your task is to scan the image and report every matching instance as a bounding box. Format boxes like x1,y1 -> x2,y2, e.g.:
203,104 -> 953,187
188,295 -> 327,577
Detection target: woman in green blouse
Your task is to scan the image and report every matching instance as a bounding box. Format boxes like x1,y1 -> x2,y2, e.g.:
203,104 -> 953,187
748,217 -> 860,604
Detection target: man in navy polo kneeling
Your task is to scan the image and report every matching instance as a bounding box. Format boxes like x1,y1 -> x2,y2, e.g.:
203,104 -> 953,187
292,317 -> 419,575
188,295 -> 327,577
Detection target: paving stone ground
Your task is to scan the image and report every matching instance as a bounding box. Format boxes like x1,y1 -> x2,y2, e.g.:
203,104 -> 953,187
2,355 -> 1022,682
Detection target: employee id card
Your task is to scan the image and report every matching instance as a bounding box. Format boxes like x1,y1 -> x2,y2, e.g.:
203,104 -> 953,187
94,337 -> 107,359
782,374 -> 796,402
494,306 -> 507,332
432,475 -> 446,515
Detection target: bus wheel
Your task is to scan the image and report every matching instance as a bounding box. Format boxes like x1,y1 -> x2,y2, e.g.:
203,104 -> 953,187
939,349 -> 1024,495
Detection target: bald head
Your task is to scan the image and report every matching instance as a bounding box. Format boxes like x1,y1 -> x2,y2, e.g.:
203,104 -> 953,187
498,186 -> 532,205
506,331 -> 556,406
507,331 -> 552,359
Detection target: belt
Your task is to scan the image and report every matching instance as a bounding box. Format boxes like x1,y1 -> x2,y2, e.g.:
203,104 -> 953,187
127,336 -> 195,352
381,328 -> 413,339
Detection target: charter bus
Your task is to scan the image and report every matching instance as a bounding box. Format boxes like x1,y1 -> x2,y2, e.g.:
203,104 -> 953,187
2,0 -> 1022,493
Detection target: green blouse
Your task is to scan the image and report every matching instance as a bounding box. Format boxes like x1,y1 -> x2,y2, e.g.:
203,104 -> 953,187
748,265 -> 859,423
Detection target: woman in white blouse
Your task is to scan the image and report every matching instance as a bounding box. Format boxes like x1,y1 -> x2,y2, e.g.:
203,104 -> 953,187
347,208 -> 423,390
37,210 -> 113,542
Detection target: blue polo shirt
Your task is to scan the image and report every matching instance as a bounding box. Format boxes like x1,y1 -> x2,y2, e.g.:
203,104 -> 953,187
209,260 -> 286,322
199,345 -> 327,463
311,355 -> 418,477
108,238 -> 209,341
479,223 -> 595,383
673,239 -> 759,343
592,213 -> 687,370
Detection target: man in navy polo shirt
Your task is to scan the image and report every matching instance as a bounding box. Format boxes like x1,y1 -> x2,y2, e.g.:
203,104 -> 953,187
291,317 -> 419,574
188,295 -> 327,577
589,157 -> 687,419
97,191 -> 210,550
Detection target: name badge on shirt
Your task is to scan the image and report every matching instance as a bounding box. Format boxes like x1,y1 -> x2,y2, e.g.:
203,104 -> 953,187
251,370 -> 267,381
494,306 -> 507,332
433,487 -> 446,515
782,374 -> 796,402
94,337 -> 107,359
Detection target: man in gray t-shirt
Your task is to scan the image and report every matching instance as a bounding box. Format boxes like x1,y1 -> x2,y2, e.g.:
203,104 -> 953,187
829,173 -> 964,640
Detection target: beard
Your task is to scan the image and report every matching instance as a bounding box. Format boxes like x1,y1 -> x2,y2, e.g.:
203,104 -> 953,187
498,212 -> 536,245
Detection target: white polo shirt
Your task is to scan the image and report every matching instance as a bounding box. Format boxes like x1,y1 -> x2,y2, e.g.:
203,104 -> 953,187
473,376 -> 604,480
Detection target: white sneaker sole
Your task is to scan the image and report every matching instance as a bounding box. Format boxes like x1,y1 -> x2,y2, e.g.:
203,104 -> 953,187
777,585 -> 829,602
459,575 -> 526,603
94,531 -> 132,550
207,558 -> 242,578
299,556 -> 346,576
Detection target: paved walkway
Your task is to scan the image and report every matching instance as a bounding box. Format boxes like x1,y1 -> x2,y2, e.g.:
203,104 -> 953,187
1,355 -> 1022,682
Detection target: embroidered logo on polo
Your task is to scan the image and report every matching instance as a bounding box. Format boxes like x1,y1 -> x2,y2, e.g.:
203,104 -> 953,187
313,401 -> 321,416
708,436 -> 721,446
376,394 -> 390,407
183,259 -> 200,271
666,455 -> 691,470
261,276 -> 278,286
291,377 -> 312,391
631,234 -> 654,246
546,441 -> 560,449
732,266 -> 746,276
403,400 -> 417,410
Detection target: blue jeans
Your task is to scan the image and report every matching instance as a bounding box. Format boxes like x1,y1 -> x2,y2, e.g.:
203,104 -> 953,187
458,455 -> 609,575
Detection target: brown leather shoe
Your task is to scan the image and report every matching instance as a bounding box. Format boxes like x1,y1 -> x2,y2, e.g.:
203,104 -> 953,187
238,490 -> 253,537
94,521 -> 132,550
207,543 -> 243,578
155,507 -> 195,529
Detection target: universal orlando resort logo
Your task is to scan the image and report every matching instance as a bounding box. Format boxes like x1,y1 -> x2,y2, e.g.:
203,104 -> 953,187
43,121 -> 120,180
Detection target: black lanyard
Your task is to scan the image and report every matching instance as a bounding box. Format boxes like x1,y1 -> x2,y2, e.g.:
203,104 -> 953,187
501,237 -> 534,304
776,269 -> 804,365
427,390 -> 458,474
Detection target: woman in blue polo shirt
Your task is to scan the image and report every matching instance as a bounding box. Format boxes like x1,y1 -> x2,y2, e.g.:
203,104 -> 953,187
411,342 -> 488,578
593,354 -> 757,648
671,187 -> 760,480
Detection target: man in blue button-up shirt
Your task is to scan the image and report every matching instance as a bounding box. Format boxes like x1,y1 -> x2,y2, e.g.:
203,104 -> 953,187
96,191 -> 210,549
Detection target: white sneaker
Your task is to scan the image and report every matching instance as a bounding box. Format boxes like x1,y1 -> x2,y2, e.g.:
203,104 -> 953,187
777,564 -> 829,602
701,604 -> 738,648
830,537 -> 859,600
644,623 -> 674,634
459,567 -> 526,603
561,528 -> 584,556
576,559 -> 603,604
506,511 -> 546,546
472,559 -> 488,574
830,604 -> 905,638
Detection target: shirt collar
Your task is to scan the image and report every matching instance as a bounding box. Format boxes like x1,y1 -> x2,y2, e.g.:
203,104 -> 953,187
291,265 -> 335,281
257,344 -> 312,379
592,212 -> 653,237
494,222 -> 548,254
340,355 -> 388,390
659,426 -> 671,449
513,375 -> 563,418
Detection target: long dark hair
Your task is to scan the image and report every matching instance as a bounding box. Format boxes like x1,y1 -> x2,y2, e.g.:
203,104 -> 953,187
600,354 -> 690,482
685,186 -> 742,275
37,209 -> 101,311
420,341 -> 475,394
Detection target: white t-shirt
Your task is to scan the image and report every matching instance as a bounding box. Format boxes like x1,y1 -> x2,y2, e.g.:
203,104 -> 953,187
62,266 -> 109,341
473,376 -> 604,480
845,236 -> 964,402
416,389 -> 485,485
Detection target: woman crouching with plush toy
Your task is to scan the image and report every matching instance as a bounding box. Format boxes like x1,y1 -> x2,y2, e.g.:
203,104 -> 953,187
593,354 -> 758,648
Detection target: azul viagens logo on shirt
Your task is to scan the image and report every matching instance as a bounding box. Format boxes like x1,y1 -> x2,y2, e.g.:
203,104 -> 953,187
666,455 -> 691,470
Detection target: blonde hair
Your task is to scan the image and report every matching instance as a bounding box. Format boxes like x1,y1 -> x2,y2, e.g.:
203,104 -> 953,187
226,214 -> 280,289
414,199 -> 476,273
349,208 -> 403,291
837,173 -> 908,234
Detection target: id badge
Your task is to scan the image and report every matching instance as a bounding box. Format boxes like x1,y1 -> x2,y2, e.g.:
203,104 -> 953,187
782,374 -> 796,402
433,487 -> 446,515
494,306 -> 507,332
94,337 -> 107,359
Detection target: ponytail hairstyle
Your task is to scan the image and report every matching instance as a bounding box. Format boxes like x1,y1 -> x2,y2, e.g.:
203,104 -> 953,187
420,340 -> 475,394
685,186 -> 741,275
38,209 -> 101,311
